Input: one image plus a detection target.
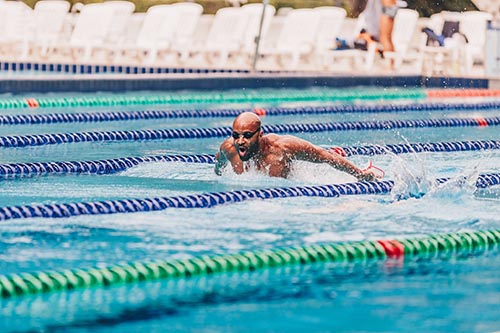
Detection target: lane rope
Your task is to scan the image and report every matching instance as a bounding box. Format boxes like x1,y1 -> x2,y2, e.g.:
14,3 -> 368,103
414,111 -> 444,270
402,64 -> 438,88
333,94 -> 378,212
0,229 -> 498,299
3,100 -> 500,125
427,89 -> 500,98
0,88 -> 428,109
0,117 -> 498,148
0,88 -> 496,111
1,140 -> 500,178
1,88 -> 497,111
0,173 -> 499,221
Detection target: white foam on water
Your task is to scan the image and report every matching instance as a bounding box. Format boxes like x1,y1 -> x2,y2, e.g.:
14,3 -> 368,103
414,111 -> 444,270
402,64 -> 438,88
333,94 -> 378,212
120,161 -> 216,181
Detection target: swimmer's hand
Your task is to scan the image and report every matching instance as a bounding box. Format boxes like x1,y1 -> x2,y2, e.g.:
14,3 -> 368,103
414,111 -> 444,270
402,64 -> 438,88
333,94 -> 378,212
356,161 -> 384,181
356,169 -> 383,182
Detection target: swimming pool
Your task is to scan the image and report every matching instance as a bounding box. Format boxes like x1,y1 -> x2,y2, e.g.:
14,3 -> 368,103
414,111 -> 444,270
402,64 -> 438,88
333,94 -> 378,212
1,86 -> 499,332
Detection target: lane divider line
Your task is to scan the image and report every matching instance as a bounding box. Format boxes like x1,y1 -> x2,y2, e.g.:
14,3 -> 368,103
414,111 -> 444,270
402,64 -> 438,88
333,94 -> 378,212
4,101 -> 500,125
1,117 -> 499,148
0,229 -> 498,299
1,140 -> 499,179
0,173 -> 499,221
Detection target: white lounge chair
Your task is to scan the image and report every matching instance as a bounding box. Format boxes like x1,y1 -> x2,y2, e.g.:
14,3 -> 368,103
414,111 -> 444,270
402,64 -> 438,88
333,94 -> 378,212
258,8 -> 321,69
312,6 -> 347,68
113,4 -> 180,64
31,0 -> 70,59
321,12 -> 374,72
101,0 -> 136,45
460,11 -> 493,73
234,3 -> 276,64
420,10 -> 490,75
185,7 -> 249,67
168,2 -> 204,63
0,1 -> 33,60
383,8 -> 422,71
60,3 -> 116,62
324,8 -> 420,73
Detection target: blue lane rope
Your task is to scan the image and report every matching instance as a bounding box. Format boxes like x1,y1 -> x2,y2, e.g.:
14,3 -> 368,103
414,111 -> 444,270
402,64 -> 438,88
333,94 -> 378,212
0,140 -> 500,178
2,101 -> 500,125
0,154 -> 215,178
0,117 -> 498,148
342,139 -> 500,156
1,140 -> 499,179
0,173 -> 499,221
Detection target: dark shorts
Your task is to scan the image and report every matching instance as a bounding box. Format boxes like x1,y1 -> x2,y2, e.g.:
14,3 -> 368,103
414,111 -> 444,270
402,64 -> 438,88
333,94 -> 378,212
382,5 -> 398,18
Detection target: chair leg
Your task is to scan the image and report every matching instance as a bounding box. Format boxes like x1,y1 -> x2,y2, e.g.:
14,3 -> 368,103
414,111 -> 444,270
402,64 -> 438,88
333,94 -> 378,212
363,46 -> 377,71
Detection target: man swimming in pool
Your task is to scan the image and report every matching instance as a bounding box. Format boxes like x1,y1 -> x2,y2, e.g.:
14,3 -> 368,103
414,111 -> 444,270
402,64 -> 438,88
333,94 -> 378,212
214,112 -> 380,181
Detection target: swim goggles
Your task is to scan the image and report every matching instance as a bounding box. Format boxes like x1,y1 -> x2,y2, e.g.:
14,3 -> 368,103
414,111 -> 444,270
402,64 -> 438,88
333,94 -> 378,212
232,128 -> 260,140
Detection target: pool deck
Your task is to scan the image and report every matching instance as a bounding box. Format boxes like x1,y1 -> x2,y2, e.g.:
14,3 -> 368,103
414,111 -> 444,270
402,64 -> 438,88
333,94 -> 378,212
0,71 -> 494,93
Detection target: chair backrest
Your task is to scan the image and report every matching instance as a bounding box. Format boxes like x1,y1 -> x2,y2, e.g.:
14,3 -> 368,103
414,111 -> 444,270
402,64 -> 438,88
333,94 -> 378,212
136,5 -> 179,48
275,8 -> 321,51
170,2 -> 204,45
189,14 -> 213,46
260,15 -> 284,48
459,11 -> 493,49
33,0 -> 70,43
392,8 -> 419,53
101,1 -> 136,44
205,7 -> 249,47
241,3 -> 276,52
70,3 -> 115,45
0,1 -> 33,42
427,11 -> 462,35
313,6 -> 347,52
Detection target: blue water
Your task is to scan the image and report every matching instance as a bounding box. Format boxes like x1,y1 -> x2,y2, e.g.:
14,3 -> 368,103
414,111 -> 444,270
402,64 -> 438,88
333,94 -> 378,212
0,88 -> 500,332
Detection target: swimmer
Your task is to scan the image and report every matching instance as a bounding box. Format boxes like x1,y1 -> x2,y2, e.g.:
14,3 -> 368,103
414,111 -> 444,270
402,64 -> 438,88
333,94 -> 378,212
214,112 -> 381,181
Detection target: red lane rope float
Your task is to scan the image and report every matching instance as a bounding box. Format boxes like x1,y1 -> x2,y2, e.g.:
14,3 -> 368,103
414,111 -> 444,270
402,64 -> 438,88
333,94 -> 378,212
253,107 -> 266,116
25,98 -> 39,108
476,117 -> 489,127
377,240 -> 405,258
427,89 -> 500,98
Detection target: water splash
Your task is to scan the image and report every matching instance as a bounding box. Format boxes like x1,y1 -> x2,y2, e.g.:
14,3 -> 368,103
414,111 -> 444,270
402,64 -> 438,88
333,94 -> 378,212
388,150 -> 433,201
428,165 -> 479,200
288,161 -> 357,184
387,135 -> 483,202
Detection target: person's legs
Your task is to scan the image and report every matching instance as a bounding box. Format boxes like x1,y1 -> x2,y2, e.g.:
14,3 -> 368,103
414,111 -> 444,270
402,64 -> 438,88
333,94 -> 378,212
379,15 -> 394,53
379,0 -> 397,67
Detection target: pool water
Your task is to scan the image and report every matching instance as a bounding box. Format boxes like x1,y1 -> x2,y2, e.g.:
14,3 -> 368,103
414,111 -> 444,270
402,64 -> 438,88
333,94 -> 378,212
0,87 -> 499,332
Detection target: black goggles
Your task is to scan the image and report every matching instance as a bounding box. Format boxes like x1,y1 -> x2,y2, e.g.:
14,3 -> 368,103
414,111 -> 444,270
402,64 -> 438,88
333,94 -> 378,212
232,128 -> 260,140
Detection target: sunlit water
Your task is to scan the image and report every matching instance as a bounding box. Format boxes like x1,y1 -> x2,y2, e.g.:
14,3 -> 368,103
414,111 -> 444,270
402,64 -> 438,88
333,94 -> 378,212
1,90 -> 500,332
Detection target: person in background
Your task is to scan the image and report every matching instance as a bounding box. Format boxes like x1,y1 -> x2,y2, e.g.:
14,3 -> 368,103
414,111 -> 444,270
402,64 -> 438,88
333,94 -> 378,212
214,112 -> 381,181
379,0 -> 398,55
354,0 -> 398,61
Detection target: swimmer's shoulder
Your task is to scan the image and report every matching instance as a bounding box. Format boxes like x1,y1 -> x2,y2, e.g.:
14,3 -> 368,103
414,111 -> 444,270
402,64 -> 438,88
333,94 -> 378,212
263,133 -> 304,152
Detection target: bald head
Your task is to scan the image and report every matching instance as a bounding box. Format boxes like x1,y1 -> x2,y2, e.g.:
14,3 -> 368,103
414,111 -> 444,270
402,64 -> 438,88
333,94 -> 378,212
233,112 -> 261,131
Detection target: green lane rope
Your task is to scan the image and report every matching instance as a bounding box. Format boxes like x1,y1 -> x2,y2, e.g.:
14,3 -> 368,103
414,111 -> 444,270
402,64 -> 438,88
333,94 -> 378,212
0,229 -> 499,299
7,88 -> 427,110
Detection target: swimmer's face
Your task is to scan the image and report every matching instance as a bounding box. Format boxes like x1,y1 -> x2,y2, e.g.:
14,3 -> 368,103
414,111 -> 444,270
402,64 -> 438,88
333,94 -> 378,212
232,125 -> 261,161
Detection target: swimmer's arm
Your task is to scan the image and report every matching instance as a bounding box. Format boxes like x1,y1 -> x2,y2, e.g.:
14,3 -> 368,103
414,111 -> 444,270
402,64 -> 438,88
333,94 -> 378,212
214,150 -> 228,176
289,138 -> 379,181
